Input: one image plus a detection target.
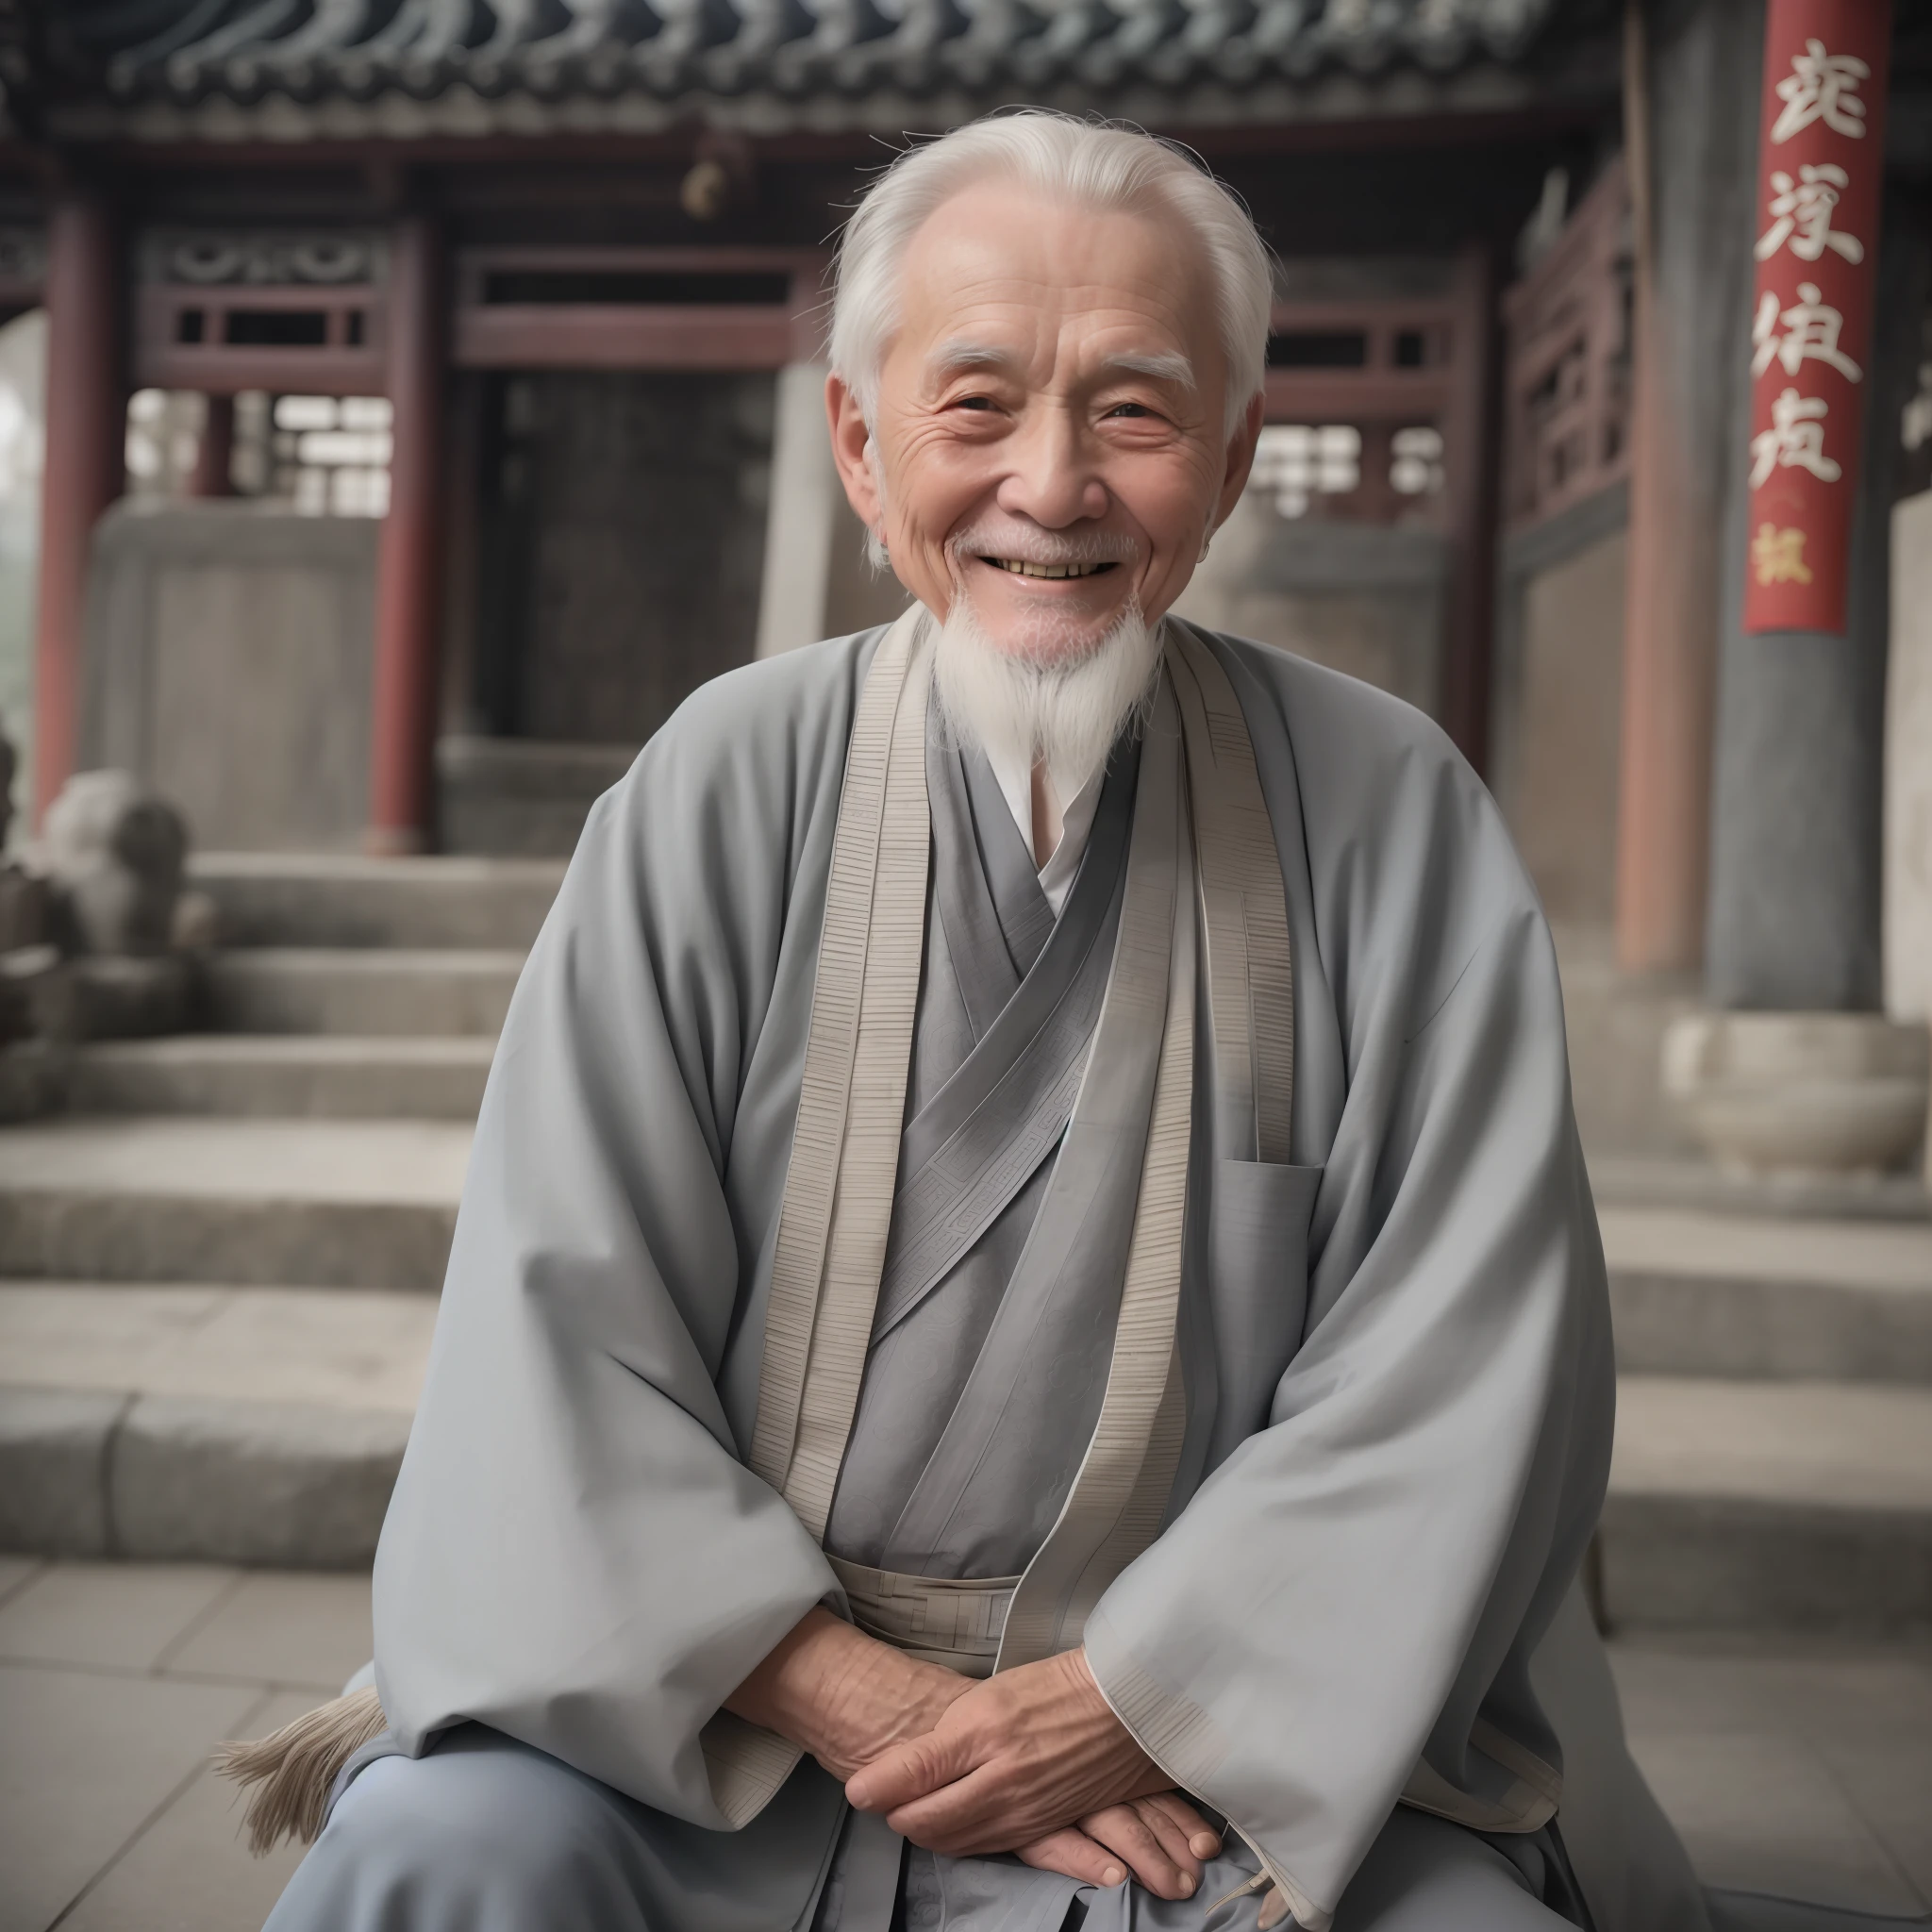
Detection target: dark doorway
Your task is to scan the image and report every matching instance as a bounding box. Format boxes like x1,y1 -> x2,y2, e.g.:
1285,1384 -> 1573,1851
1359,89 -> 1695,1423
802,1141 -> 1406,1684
473,369 -> 775,744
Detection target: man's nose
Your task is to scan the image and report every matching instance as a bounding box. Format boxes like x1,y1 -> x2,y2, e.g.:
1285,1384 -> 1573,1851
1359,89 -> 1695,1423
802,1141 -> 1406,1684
992,406 -> 1110,528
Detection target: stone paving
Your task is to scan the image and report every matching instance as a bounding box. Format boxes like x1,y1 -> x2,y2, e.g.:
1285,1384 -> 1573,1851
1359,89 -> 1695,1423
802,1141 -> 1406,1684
0,1557 -> 368,1932
1,1558 -> 1927,1932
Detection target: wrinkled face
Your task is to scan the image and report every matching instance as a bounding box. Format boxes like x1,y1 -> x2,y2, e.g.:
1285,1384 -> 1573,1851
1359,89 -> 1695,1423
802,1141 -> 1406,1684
829,179 -> 1262,665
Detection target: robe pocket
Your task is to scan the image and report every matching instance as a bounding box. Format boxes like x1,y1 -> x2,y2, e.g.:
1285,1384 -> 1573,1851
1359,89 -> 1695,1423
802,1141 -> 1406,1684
1208,1158 -> 1323,1354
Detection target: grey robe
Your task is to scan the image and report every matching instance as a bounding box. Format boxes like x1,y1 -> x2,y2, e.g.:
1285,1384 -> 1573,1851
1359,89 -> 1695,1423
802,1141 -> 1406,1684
358,625 -> 1700,1932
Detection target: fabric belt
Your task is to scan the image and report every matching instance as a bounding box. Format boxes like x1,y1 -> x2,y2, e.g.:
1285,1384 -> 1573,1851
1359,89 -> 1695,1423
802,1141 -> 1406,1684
826,1557 -> 1021,1680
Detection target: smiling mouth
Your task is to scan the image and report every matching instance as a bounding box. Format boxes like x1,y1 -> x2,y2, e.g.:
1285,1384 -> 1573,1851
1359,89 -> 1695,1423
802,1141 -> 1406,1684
980,558 -> 1119,580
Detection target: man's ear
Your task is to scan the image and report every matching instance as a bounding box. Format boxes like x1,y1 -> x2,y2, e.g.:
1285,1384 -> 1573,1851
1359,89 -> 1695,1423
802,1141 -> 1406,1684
826,373 -> 883,530
1213,391 -> 1265,530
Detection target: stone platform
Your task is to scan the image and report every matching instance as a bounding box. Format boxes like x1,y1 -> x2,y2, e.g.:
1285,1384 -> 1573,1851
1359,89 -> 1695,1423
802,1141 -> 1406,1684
1,854 -> 1928,1627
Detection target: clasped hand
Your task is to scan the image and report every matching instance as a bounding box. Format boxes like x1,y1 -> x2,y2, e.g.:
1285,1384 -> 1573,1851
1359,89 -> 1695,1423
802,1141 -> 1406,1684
724,1608 -> 1222,1901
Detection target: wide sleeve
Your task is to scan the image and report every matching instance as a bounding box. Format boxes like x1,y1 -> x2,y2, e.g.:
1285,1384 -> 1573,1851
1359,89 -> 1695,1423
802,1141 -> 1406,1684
371,651 -> 862,1832
1083,658 -> 1616,1932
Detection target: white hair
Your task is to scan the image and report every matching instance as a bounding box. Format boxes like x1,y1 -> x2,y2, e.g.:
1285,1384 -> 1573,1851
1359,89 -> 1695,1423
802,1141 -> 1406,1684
828,110 -> 1274,440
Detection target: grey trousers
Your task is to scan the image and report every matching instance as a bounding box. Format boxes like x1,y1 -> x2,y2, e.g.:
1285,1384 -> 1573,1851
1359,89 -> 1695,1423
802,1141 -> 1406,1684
261,1725 -> 1574,1932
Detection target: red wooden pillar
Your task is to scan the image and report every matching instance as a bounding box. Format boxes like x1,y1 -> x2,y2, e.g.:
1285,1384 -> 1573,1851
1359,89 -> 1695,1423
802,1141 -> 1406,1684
190,393 -> 235,498
31,189 -> 123,824
365,213 -> 446,856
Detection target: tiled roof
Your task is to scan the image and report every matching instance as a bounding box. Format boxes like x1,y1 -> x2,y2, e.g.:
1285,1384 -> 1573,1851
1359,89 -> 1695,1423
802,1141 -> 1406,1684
44,0 -> 1612,138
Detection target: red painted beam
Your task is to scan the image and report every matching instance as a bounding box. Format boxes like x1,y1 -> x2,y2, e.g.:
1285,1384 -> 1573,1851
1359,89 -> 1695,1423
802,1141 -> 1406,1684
31,190 -> 123,824
365,212 -> 446,856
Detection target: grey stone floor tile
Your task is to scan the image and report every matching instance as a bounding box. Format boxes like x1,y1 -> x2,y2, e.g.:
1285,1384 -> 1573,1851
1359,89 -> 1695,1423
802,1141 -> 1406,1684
0,1661 -> 258,1932
1610,1637 -> 1932,1742
1610,1638 -> 1932,1913
0,1561 -> 239,1672
1813,1735 -> 1932,1905
161,1569 -> 373,1690
58,1689 -> 317,1932
0,1554 -> 43,1606
1625,1728 -> 1927,1915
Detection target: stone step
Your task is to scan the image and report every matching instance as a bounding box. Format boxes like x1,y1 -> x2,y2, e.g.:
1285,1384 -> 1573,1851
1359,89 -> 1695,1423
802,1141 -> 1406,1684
437,734 -> 638,858
1602,1375 -> 1932,1631
0,1281 -> 434,1566
1590,1150 -> 1931,1224
0,1118 -> 468,1290
1602,1207 -> 1932,1383
3,1273 -> 1924,1616
190,851 -> 566,951
204,947 -> 525,1036
63,1036 -> 494,1120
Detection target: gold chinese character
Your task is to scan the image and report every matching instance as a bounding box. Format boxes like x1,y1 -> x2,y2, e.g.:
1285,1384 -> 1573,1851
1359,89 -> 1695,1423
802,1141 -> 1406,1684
1751,523 -> 1814,586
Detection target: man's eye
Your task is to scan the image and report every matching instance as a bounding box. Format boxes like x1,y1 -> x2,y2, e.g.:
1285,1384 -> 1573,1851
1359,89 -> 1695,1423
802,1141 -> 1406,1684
1107,402 -> 1154,418
955,395 -> 994,411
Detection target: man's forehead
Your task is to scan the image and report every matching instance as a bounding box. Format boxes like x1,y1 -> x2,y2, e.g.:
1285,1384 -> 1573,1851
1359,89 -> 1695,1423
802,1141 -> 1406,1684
895,180 -> 1211,340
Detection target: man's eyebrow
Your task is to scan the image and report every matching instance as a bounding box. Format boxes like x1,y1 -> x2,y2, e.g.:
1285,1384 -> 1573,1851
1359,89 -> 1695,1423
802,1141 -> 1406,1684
925,339 -> 1024,382
1099,350 -> 1197,391
923,341 -> 1197,391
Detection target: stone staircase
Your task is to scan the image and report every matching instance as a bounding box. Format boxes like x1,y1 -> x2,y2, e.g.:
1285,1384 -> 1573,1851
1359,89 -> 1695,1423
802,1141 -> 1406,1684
0,853 -> 558,1566
1,853 -> 1927,1634
1598,1202 -> 1932,1631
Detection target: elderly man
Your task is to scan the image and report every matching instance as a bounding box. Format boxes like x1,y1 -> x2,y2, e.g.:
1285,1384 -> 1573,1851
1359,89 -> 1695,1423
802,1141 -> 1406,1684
249,113 -> 1708,1932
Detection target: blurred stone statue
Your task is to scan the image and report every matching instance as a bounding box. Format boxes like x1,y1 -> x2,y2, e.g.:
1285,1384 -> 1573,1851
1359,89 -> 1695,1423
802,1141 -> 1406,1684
43,768 -> 189,957
0,724 -> 51,957
37,769 -> 197,1039
0,721 -> 60,1111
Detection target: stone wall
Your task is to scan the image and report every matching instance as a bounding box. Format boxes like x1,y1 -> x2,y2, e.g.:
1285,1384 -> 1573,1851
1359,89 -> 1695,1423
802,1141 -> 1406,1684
475,370 -> 775,746
80,502 -> 376,852
1171,491 -> 1447,718
1490,485 -> 1630,931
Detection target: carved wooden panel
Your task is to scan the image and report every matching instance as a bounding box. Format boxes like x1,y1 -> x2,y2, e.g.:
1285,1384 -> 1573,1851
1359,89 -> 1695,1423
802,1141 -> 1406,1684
1500,158 -> 1633,536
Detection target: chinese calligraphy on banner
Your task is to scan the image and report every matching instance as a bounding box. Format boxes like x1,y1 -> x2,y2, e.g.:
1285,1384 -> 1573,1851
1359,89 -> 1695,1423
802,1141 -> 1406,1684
1743,0 -> 1890,635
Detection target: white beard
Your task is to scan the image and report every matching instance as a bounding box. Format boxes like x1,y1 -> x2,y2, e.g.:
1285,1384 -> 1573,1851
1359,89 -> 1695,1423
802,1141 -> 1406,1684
931,591 -> 1161,799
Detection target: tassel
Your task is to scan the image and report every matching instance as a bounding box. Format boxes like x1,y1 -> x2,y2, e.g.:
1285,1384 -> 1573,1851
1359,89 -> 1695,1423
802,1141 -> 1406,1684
213,1684 -> 388,1855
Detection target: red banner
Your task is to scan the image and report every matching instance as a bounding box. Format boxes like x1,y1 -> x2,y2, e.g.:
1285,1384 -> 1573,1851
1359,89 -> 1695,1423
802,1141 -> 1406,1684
1741,0 -> 1890,636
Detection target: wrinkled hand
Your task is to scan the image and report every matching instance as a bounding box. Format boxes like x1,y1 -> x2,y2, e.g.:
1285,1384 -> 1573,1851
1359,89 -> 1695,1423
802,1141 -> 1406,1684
724,1607 -> 971,1780
731,1619 -> 1222,1903
1018,1792 -> 1224,1902
845,1647 -> 1187,1862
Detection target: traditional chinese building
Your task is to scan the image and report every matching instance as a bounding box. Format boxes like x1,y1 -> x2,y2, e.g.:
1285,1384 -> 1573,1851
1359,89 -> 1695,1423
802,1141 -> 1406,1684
0,0 -> 1927,1161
